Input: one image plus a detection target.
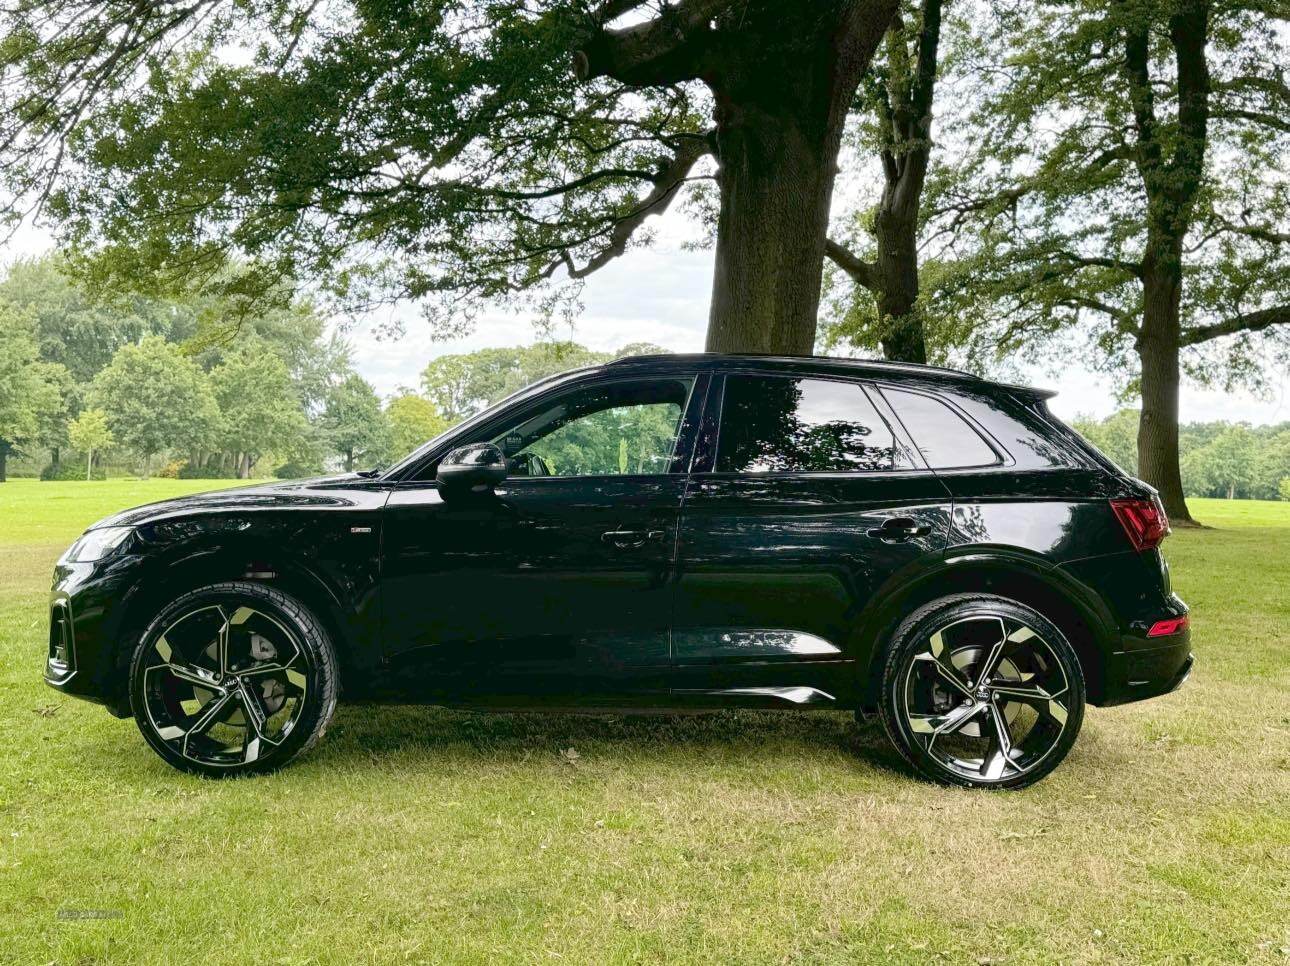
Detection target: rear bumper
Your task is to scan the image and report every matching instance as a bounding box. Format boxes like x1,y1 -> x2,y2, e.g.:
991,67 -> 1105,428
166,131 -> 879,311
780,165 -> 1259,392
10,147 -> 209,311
1099,620 -> 1193,706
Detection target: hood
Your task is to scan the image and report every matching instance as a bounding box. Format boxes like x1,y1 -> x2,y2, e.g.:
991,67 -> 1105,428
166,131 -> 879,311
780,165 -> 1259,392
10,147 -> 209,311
88,474 -> 382,530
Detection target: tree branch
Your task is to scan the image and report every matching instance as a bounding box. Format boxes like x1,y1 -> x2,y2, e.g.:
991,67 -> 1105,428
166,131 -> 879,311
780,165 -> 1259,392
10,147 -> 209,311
545,134 -> 712,280
825,239 -> 878,291
1181,305 -> 1290,345
1052,250 -> 1143,278
573,0 -> 735,86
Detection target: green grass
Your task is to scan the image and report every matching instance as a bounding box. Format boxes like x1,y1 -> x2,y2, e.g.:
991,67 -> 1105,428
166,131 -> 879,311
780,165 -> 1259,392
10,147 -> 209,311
1,482 -> 1287,964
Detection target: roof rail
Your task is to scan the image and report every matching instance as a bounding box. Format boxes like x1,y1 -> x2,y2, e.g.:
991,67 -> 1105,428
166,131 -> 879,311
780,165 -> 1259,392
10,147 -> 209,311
607,351 -> 982,381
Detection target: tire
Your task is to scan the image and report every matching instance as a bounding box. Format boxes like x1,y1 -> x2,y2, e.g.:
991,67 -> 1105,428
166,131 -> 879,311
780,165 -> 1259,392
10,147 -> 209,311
878,593 -> 1086,790
129,581 -> 339,777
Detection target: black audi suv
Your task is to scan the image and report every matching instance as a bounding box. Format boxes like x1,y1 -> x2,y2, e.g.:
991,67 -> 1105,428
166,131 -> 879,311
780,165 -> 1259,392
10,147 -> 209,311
45,353 -> 1192,787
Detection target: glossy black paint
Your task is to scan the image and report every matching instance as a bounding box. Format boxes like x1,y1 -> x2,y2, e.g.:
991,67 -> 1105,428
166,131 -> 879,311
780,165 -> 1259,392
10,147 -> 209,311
46,353 -> 1190,719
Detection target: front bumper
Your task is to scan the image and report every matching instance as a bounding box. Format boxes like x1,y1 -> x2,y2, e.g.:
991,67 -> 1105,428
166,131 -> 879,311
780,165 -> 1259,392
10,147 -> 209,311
44,556 -> 141,717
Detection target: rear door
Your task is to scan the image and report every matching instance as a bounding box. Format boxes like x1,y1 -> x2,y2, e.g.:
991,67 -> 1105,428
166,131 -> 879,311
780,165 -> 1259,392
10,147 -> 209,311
669,370 -> 954,705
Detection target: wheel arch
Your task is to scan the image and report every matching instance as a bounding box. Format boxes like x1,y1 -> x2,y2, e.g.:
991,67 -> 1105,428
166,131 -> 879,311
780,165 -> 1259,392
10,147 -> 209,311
855,551 -> 1117,710
106,544 -> 362,713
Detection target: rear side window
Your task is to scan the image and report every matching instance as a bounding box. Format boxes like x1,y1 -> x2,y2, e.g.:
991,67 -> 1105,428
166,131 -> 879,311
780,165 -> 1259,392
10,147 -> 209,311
884,388 -> 999,469
717,375 -> 911,473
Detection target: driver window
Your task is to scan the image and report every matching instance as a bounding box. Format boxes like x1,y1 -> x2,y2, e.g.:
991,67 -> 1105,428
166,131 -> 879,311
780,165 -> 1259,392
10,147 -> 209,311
493,377 -> 695,478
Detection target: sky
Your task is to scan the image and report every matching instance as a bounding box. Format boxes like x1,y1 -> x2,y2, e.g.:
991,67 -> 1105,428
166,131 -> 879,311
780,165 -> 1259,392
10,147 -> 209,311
7,212 -> 1287,427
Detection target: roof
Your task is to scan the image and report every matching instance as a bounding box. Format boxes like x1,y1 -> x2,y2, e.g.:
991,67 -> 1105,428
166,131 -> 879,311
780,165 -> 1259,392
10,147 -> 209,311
606,352 -> 1055,398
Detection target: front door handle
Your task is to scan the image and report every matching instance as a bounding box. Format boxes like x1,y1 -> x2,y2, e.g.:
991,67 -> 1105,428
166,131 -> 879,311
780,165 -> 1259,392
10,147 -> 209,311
866,517 -> 932,543
601,529 -> 665,549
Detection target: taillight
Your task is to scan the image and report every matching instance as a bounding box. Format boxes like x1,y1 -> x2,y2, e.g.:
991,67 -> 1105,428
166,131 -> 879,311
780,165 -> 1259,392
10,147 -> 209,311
1147,615 -> 1189,637
1110,496 -> 1170,552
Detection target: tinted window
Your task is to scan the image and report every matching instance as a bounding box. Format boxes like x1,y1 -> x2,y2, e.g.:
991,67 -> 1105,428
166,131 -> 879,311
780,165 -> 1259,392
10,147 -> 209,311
884,388 -> 999,468
491,377 -> 694,477
717,375 -> 909,473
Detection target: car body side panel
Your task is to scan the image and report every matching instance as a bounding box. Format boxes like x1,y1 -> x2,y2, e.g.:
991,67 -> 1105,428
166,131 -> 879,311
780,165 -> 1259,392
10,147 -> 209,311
46,479 -> 388,709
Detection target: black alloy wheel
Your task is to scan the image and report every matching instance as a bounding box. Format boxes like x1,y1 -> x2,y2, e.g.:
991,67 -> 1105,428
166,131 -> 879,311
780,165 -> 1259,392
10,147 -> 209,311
880,594 -> 1086,789
130,582 -> 338,776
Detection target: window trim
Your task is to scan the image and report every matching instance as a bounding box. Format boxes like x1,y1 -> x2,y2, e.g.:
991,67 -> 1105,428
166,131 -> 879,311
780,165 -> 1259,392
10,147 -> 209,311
874,382 -> 1012,472
398,371 -> 708,485
703,370 -> 922,478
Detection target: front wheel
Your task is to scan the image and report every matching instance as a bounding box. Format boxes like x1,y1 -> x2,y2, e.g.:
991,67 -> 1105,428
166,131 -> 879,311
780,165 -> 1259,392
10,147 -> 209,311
129,581 -> 338,777
878,594 -> 1085,790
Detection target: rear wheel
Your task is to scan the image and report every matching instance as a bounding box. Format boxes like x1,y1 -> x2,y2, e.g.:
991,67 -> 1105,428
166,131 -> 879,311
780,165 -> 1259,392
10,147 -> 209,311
129,581 -> 338,777
878,594 -> 1085,790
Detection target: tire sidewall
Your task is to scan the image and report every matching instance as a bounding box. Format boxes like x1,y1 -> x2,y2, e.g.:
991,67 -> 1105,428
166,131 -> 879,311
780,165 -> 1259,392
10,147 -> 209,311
129,581 -> 337,778
879,594 -> 1086,790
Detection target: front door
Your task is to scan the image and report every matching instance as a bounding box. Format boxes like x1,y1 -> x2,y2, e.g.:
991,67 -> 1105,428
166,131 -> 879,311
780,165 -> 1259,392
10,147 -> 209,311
670,371 -> 953,706
381,372 -> 705,705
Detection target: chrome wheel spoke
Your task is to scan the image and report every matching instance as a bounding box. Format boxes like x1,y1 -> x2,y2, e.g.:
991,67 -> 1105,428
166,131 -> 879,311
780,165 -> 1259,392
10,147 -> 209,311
909,700 -> 982,740
991,684 -> 1069,727
179,690 -> 236,758
975,618 -> 1009,685
979,701 -> 1014,780
916,630 -> 973,698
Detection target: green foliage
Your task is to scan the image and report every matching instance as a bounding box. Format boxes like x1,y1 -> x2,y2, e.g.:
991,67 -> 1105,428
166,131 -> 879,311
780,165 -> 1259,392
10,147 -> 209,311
90,336 -> 219,470
521,401 -> 685,477
421,342 -> 609,422
421,341 -> 667,422
1076,410 -> 1290,500
936,0 -> 1288,384
0,302 -> 68,478
1072,409 -> 1140,475
386,393 -> 449,462
41,460 -> 105,481
2,2 -> 709,337
321,375 -> 390,472
210,343 -> 309,477
67,407 -> 113,455
0,254 -> 176,382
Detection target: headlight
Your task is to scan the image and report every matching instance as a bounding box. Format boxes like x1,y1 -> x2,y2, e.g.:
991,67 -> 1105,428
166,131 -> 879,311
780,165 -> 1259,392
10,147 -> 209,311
60,527 -> 134,564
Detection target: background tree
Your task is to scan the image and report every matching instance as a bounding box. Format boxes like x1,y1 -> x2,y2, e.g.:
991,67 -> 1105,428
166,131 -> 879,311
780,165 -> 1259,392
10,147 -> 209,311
67,407 -> 113,481
210,346 -> 309,478
321,375 -> 391,472
1073,408 -> 1141,475
91,336 -> 219,476
0,0 -> 905,357
1182,424 -> 1258,500
825,0 -> 948,363
421,341 -> 665,421
386,394 -> 450,461
944,0 -> 1288,522
0,304 -> 67,482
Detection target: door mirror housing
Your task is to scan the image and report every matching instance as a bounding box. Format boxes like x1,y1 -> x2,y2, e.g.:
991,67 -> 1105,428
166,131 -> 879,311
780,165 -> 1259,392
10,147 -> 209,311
435,443 -> 508,497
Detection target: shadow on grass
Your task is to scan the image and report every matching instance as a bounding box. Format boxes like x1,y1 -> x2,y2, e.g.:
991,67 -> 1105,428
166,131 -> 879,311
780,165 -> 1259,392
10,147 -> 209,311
314,704 -> 913,778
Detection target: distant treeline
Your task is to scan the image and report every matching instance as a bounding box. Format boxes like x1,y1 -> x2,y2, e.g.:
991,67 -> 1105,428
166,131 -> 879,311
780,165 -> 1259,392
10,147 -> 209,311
1074,411 -> 1290,501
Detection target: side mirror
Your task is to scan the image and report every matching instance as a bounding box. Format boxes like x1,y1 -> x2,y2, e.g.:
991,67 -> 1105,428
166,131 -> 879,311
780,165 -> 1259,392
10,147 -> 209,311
435,442 -> 508,497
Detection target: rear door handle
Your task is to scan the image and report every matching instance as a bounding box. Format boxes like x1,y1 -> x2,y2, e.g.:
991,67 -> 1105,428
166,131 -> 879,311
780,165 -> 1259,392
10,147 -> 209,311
866,517 -> 931,543
601,529 -> 665,549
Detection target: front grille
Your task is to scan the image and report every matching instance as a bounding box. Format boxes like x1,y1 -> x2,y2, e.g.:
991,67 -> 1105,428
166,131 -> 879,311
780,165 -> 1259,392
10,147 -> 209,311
47,600 -> 74,677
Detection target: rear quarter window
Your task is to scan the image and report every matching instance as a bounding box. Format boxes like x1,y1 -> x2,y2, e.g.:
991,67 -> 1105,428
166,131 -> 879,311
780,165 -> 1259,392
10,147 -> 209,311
883,388 -> 999,469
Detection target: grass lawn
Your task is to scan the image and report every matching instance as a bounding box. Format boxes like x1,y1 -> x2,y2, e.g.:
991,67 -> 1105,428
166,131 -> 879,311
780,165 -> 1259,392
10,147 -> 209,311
1,480 -> 1287,963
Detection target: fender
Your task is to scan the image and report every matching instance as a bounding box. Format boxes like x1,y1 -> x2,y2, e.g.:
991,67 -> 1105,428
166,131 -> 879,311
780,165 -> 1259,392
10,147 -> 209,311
852,545 -> 1120,706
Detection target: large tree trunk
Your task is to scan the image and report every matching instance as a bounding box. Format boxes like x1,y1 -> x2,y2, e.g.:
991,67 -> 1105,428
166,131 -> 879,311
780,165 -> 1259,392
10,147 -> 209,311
0,442 -> 8,483
873,205 -> 927,363
705,2 -> 896,354
1136,256 -> 1194,524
